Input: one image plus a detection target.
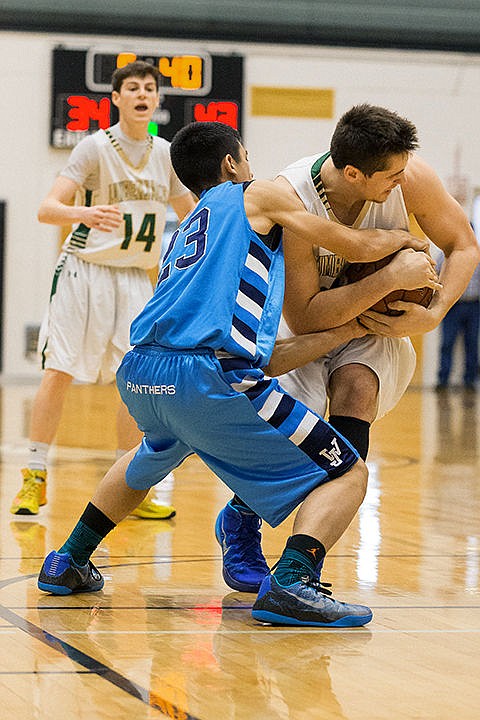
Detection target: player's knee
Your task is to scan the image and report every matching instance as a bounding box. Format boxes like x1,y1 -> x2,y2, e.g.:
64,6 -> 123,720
44,367 -> 73,383
329,365 -> 379,417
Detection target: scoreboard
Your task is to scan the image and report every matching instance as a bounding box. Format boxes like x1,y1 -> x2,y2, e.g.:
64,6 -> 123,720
50,46 -> 243,148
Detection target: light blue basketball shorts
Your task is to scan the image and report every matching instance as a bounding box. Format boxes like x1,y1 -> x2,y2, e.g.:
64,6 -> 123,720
117,347 -> 359,527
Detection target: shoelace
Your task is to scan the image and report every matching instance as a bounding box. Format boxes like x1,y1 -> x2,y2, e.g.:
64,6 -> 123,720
269,559 -> 334,596
233,515 -> 260,545
300,575 -> 333,596
233,514 -> 267,567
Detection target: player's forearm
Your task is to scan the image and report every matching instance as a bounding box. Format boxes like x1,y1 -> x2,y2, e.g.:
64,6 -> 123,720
431,245 -> 480,319
287,211 -> 417,261
37,198 -> 86,226
286,272 -> 403,334
264,322 -> 367,376
340,227 -> 429,262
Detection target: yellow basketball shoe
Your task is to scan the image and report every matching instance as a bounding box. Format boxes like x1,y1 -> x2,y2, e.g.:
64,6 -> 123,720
130,497 -> 176,520
10,468 -> 47,515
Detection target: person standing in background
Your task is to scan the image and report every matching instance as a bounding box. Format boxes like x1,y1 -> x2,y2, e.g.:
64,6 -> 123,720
436,232 -> 480,391
10,61 -> 195,517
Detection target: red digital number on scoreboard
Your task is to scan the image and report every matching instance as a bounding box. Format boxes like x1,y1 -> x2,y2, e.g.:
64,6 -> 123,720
193,101 -> 239,129
66,95 -> 111,131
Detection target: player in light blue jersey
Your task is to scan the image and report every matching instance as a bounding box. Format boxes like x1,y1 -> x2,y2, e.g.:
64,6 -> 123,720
128,179 -> 285,364
38,122 -> 438,627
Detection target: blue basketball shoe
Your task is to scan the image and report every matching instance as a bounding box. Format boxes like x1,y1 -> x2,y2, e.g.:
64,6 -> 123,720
215,502 -> 269,593
252,574 -> 373,627
38,550 -> 104,595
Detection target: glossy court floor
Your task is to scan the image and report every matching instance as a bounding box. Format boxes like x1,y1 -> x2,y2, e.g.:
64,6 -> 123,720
0,380 -> 479,719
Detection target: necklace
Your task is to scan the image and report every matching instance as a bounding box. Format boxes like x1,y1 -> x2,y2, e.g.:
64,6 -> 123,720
105,128 -> 153,172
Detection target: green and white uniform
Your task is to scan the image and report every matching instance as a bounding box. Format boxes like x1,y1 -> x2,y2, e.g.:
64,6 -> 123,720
277,152 -> 416,420
39,124 -> 190,383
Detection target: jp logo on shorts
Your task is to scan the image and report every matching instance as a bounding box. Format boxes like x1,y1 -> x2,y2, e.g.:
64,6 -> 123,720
318,437 -> 343,467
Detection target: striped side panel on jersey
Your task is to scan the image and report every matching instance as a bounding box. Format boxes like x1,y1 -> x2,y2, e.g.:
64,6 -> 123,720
229,239 -> 272,357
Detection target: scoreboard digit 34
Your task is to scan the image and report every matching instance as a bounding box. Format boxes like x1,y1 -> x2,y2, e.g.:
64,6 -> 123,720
50,46 -> 243,148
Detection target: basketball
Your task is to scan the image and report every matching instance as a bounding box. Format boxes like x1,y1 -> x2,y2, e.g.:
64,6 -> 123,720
335,253 -> 435,316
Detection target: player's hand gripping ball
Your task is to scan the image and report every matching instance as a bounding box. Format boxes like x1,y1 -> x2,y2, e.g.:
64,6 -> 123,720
335,253 -> 434,316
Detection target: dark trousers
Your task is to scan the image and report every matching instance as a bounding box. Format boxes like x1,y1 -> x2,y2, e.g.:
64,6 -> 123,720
438,299 -> 480,386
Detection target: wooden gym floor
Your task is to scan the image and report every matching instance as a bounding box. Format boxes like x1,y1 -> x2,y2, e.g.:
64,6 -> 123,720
0,380 -> 479,719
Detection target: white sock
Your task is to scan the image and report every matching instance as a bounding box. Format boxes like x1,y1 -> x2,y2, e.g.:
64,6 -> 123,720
152,472 -> 175,506
27,441 -> 49,471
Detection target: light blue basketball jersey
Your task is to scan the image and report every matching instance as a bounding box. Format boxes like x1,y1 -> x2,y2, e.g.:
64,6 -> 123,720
119,181 -> 359,526
129,181 -> 284,368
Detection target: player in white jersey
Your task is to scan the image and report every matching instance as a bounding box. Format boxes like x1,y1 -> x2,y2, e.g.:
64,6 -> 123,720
10,61 -> 195,517
216,103 -> 479,594
276,153 -> 416,421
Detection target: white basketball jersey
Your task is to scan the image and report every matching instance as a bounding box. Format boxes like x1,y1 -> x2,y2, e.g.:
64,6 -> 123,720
63,129 -> 181,269
279,152 -> 410,290
277,152 -> 416,421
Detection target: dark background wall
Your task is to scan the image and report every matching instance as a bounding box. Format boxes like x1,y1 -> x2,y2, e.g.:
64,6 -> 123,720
2,0 -> 480,53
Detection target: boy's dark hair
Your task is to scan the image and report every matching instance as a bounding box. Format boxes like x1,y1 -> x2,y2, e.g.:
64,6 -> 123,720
330,104 -> 419,176
170,122 -> 243,197
111,61 -> 160,93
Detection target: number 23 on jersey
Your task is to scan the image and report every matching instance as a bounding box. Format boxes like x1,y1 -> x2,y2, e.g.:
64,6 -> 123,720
157,208 -> 209,284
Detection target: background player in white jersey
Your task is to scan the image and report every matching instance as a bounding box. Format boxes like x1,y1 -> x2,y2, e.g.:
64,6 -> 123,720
10,61 -> 195,517
216,104 -> 480,594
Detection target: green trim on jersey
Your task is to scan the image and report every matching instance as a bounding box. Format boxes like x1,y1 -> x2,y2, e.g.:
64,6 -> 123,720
50,253 -> 68,300
310,151 -> 333,216
68,190 -> 92,250
310,151 -> 330,191
69,223 -> 90,249
41,252 -> 69,369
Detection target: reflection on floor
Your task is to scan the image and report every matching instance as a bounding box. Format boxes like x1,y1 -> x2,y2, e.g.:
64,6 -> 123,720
0,381 -> 479,719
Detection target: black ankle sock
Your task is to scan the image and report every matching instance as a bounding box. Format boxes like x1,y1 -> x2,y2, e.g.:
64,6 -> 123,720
286,534 -> 326,567
273,535 -> 326,585
80,502 -> 116,535
59,503 -> 116,566
328,415 -> 370,460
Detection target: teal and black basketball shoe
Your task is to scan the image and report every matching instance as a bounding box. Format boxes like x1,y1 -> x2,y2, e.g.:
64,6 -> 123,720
252,574 -> 373,627
38,550 -> 104,595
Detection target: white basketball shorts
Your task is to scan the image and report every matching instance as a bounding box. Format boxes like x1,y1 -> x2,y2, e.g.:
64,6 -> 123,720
276,321 -> 416,421
38,252 -> 153,383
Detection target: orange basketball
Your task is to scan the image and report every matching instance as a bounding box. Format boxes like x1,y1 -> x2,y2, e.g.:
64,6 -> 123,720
338,253 -> 434,316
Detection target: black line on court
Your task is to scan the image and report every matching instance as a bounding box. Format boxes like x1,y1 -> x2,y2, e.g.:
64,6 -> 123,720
4,551 -> 480,568
0,670 -> 92,674
0,576 -> 203,720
